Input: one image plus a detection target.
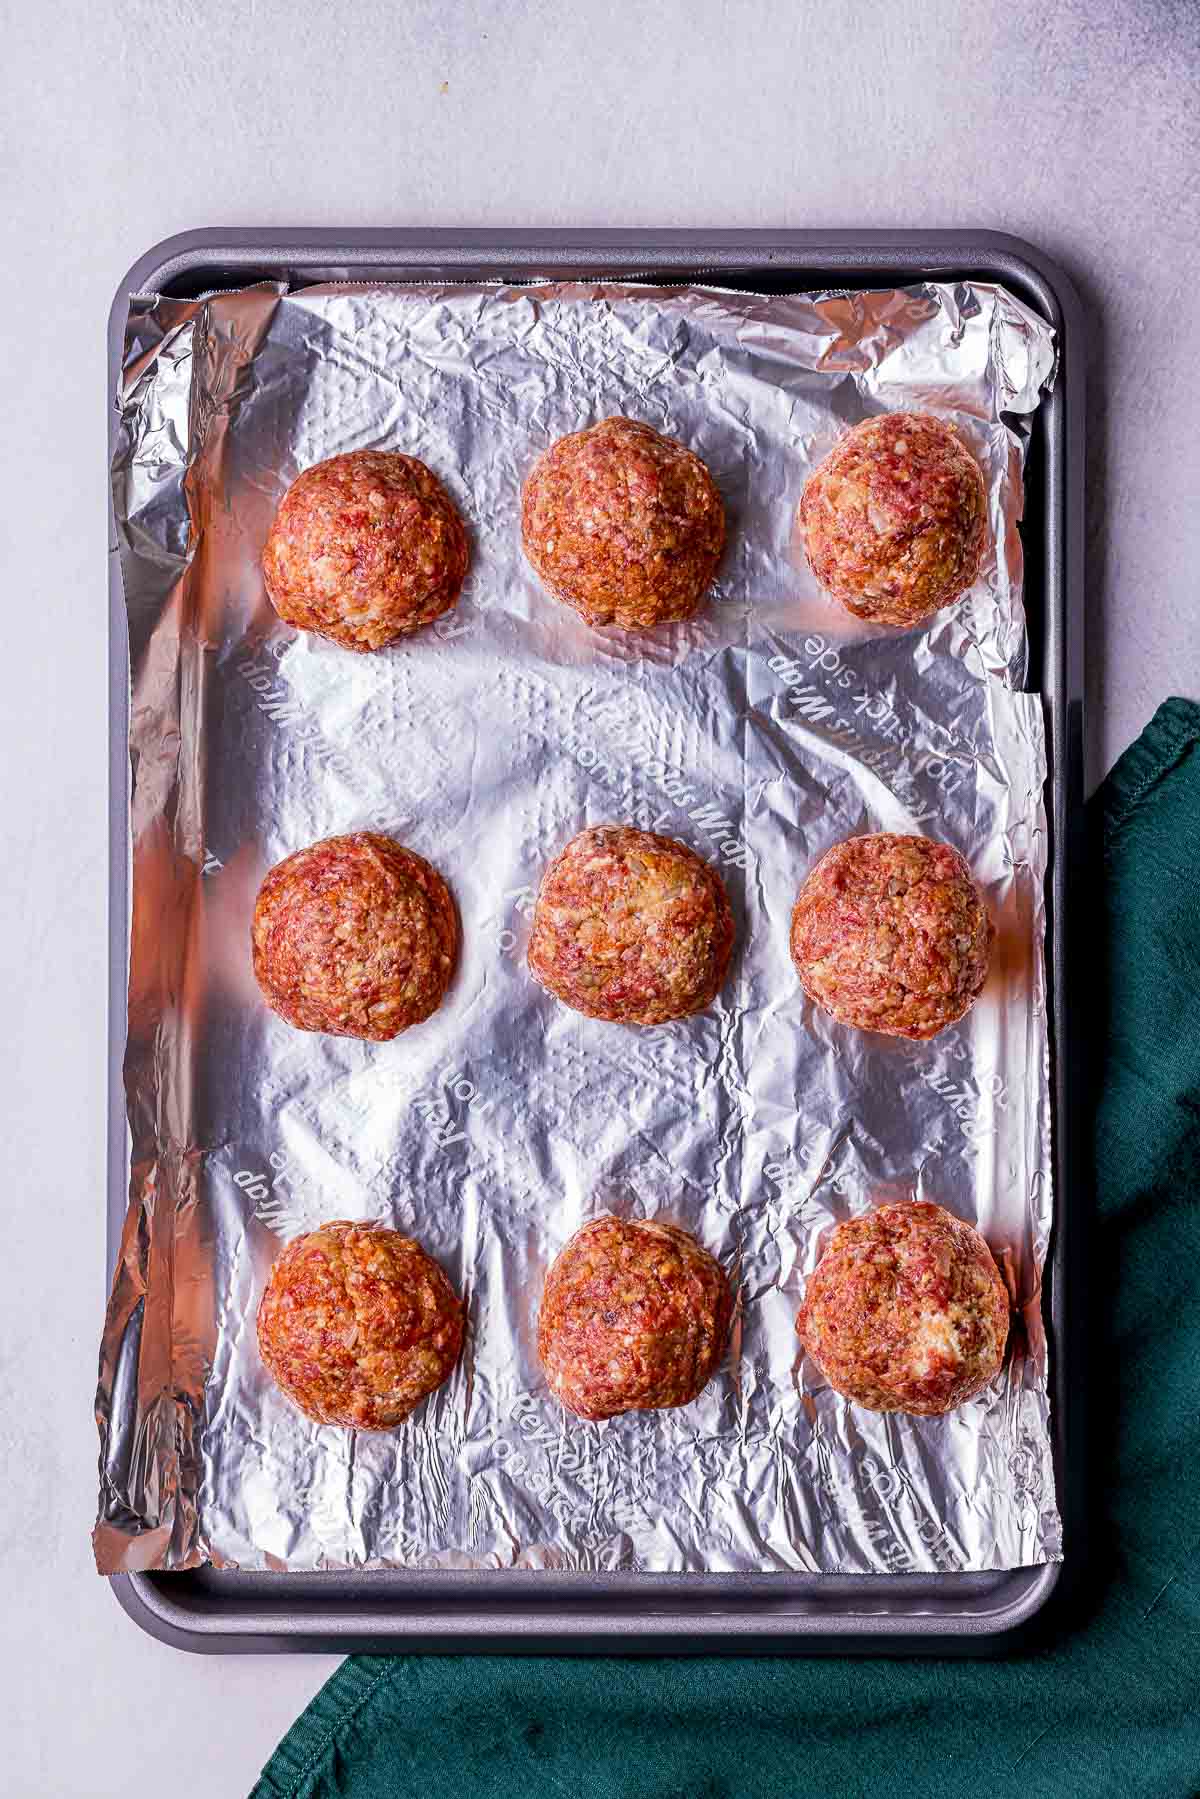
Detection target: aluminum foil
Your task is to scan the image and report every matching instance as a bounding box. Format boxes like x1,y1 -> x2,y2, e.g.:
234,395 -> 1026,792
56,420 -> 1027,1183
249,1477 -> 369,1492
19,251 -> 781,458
96,279 -> 1061,1578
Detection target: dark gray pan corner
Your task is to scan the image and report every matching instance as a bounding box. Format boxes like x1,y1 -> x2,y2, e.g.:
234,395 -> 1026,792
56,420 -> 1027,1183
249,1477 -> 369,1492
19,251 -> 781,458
106,229 -> 1086,1656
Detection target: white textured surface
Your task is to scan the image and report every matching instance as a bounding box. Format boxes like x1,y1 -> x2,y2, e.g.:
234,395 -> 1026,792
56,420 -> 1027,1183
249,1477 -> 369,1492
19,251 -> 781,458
0,1 -> 1196,1793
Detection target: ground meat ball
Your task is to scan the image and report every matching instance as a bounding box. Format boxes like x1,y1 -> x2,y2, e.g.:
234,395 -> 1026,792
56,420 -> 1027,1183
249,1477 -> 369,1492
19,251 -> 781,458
790,833 -> 993,1040
528,825 -> 734,1025
538,1217 -> 733,1421
797,413 -> 987,628
257,1221 -> 463,1429
521,418 -> 726,629
252,832 -> 458,1040
262,450 -> 468,650
796,1201 -> 1010,1415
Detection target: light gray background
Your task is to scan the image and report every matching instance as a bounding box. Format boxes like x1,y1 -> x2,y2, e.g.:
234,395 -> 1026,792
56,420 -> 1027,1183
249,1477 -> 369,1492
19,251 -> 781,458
1,1 -> 1196,1793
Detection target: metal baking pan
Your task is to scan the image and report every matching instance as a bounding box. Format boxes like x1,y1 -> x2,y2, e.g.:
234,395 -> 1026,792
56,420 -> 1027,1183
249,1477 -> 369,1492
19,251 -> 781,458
105,229 -> 1086,1654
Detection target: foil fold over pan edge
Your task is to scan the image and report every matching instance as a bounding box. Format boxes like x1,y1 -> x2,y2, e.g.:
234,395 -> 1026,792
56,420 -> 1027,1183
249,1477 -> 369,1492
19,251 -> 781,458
96,279 -> 1060,1578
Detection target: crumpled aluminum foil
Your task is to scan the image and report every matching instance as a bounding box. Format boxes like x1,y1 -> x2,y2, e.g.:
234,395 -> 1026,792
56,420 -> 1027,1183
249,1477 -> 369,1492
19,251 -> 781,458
96,278 -> 1061,1578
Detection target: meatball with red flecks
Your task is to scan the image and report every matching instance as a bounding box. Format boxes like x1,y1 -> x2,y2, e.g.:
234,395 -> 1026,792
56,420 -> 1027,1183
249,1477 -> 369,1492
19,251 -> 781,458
797,412 -> 987,628
263,450 -> 468,650
252,832 -> 458,1041
521,418 -> 725,629
790,833 -> 993,1040
796,1201 -> 1010,1415
528,825 -> 734,1025
538,1216 -> 733,1421
257,1221 -> 464,1430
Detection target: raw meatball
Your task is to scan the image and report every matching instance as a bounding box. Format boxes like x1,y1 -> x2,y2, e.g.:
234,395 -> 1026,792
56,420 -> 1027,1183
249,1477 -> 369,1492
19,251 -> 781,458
790,833 -> 993,1040
528,825 -> 734,1025
797,412 -> 987,627
252,832 -> 458,1040
538,1216 -> 733,1421
796,1201 -> 1009,1415
257,1221 -> 463,1430
521,417 -> 726,629
263,450 -> 468,650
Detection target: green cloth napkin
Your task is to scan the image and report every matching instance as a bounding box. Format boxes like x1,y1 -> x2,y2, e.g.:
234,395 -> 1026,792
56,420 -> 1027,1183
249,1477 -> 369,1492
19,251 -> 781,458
254,698 -> 1200,1799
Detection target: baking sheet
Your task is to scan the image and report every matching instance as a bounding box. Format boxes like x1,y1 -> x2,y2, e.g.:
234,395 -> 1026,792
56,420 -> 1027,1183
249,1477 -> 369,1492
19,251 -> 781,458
96,278 -> 1060,1577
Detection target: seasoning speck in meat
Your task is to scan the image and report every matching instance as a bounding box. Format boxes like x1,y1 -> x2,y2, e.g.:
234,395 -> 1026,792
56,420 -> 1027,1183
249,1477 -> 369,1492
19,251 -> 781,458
796,1201 -> 1009,1415
790,833 -> 993,1040
528,825 -> 734,1024
798,412 -> 987,628
521,417 -> 726,629
263,450 -> 468,650
252,832 -> 458,1040
538,1216 -> 733,1421
257,1221 -> 464,1430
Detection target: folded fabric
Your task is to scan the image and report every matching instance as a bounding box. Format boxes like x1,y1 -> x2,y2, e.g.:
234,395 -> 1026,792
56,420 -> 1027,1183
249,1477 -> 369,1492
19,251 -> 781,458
255,698 -> 1200,1799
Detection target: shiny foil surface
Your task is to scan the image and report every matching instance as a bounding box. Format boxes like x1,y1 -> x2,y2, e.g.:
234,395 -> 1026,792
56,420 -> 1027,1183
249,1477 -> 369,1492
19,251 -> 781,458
96,279 -> 1061,1577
